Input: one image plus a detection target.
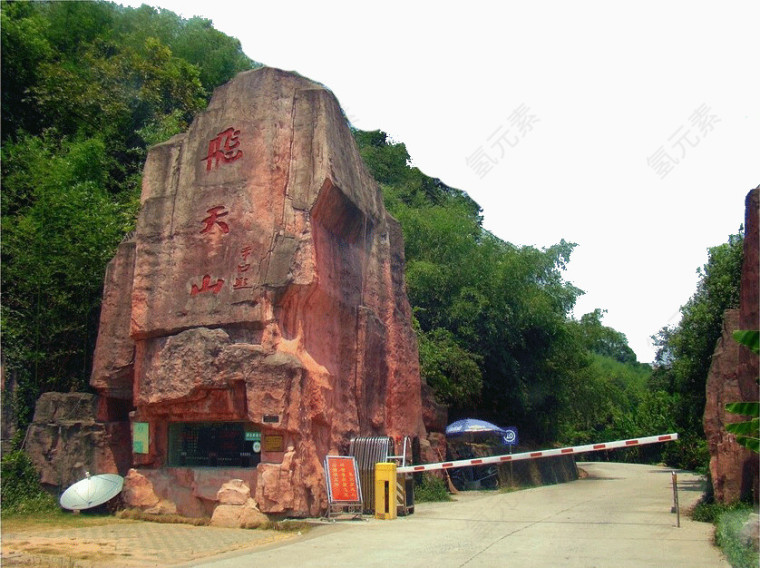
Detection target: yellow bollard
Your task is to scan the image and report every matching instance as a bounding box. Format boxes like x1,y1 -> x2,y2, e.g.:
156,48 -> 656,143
374,462 -> 397,520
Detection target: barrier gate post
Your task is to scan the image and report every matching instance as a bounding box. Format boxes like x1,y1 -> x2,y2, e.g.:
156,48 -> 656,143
374,462 -> 397,520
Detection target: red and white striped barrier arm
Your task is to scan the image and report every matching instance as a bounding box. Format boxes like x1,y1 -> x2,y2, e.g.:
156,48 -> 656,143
397,433 -> 679,474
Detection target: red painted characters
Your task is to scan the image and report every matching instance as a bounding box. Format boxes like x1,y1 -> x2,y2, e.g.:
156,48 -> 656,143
199,206 -> 230,234
203,127 -> 243,171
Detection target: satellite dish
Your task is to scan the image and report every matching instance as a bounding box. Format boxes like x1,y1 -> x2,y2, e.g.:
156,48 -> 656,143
59,472 -> 124,511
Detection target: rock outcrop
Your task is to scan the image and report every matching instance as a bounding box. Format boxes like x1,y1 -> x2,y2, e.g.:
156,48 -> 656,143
24,393 -> 130,490
90,67 -> 426,516
704,187 -> 759,504
210,479 -> 269,528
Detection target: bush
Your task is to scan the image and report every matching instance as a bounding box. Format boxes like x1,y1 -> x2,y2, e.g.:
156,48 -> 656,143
1,450 -> 57,514
692,498 -> 758,568
663,434 -> 709,473
716,508 -> 758,568
414,474 -> 452,502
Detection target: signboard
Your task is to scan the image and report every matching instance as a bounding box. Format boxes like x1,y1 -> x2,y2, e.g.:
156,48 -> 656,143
263,434 -> 284,452
246,432 -> 262,453
324,456 -> 362,503
503,427 -> 518,446
133,422 -> 149,454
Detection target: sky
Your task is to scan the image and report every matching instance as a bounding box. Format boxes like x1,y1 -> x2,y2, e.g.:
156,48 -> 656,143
122,0 -> 759,363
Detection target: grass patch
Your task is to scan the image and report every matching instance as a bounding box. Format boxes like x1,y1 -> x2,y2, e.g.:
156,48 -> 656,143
692,499 -> 751,523
715,508 -> 758,568
2,508 -> 126,533
258,520 -> 312,532
692,498 -> 758,568
414,474 -> 452,502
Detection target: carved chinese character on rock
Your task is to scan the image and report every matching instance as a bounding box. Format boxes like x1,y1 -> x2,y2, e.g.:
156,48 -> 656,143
203,127 -> 243,171
232,276 -> 252,290
237,246 -> 252,273
200,206 -> 230,234
231,246 -> 253,290
190,275 -> 225,296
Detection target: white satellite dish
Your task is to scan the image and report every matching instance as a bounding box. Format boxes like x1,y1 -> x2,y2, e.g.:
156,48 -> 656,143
59,472 -> 124,511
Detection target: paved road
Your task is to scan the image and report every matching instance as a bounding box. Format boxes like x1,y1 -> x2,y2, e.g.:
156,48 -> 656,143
188,462 -> 728,568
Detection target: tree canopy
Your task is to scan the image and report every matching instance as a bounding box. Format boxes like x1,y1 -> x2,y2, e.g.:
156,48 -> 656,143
651,231 -> 744,463
353,129 -> 656,443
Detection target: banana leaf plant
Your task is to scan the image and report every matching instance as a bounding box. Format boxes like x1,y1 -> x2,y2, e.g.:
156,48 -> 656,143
725,330 -> 760,453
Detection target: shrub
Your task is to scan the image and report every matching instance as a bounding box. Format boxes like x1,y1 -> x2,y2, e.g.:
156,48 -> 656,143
0,450 -> 57,514
414,474 -> 452,502
715,508 -> 758,568
663,434 -> 709,473
692,498 -> 758,568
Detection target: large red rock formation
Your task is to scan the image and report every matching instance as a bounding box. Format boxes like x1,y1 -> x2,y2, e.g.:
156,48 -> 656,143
90,67 -> 426,516
738,188 -> 760,391
704,187 -> 759,504
25,393 -> 130,489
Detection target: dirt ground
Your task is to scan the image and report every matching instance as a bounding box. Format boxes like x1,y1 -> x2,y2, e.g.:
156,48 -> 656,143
1,518 -> 297,567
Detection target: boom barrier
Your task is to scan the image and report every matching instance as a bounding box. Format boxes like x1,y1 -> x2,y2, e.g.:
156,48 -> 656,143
397,433 -> 679,474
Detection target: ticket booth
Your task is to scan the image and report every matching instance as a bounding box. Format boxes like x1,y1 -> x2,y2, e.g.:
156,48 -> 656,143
166,422 -> 261,467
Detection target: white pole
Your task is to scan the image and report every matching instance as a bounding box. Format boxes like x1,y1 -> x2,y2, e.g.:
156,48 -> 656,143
398,433 -> 679,474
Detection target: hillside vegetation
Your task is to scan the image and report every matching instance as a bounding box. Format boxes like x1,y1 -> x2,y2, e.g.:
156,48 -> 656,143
2,1 -> 742,469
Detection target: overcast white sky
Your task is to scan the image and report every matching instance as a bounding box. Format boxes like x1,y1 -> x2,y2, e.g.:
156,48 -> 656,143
123,0 -> 759,363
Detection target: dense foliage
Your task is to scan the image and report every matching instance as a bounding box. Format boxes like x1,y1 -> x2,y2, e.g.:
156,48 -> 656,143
352,130 -> 663,444
651,232 -> 744,468
0,450 -> 57,514
1,0 -> 256,429
693,500 -> 758,568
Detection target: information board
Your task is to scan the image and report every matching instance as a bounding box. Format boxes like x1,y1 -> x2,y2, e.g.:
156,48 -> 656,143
263,434 -> 284,452
324,455 -> 362,503
133,422 -> 149,454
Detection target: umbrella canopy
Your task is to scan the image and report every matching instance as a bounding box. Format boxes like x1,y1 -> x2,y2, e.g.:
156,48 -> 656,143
445,418 -> 504,436
59,472 -> 124,511
445,419 -> 517,446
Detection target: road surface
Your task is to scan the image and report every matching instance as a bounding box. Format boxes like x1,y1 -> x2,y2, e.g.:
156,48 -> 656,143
186,462 -> 728,568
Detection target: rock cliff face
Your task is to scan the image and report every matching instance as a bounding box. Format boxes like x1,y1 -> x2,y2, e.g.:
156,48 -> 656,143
90,67 -> 425,516
704,187 -> 759,504
25,393 -> 130,490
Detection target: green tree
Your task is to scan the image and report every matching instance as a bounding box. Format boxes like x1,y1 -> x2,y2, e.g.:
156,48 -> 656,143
0,1 -> 53,135
354,129 -> 588,442
1,133 -> 134,423
579,308 -> 639,365
651,231 -> 744,469
652,232 -> 744,436
417,327 -> 482,408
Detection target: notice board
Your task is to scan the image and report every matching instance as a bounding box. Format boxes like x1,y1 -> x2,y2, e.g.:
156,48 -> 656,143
133,422 -> 149,454
324,455 -> 362,503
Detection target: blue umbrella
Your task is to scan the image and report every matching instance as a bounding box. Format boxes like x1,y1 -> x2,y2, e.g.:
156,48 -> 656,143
445,419 -> 517,446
